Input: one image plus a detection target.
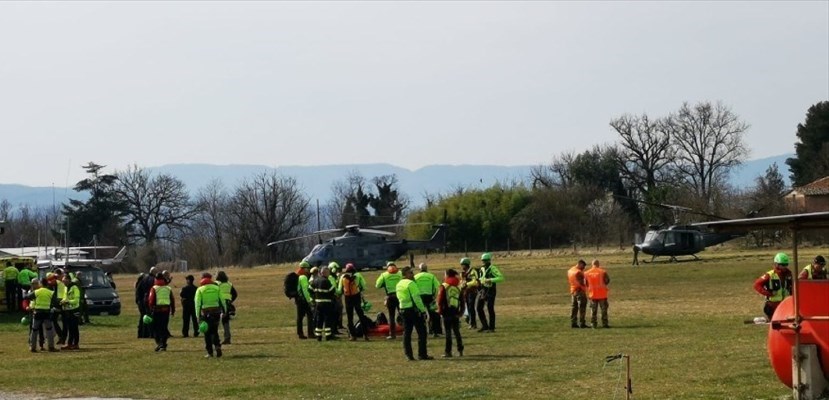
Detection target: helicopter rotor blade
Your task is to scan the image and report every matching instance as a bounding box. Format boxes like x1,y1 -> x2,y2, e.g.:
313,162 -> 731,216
267,233 -> 322,247
368,222 -> 431,229
613,194 -> 729,221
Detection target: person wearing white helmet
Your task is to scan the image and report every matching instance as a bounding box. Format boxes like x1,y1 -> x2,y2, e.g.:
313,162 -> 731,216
459,257 -> 480,329
476,253 -> 504,333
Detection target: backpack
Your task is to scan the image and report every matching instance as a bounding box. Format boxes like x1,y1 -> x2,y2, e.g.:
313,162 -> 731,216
283,272 -> 299,299
341,274 -> 360,296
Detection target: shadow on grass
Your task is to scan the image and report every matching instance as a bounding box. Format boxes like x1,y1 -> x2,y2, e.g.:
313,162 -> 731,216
452,354 -> 534,361
226,341 -> 271,346
225,353 -> 277,360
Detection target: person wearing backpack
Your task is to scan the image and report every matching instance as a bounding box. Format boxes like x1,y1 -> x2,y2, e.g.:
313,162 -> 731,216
289,261 -> 314,339
375,262 -> 403,340
337,263 -> 369,341
438,268 -> 464,358
216,271 -> 237,344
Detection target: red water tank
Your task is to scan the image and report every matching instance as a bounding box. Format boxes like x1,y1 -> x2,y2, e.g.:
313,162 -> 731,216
767,280 -> 829,388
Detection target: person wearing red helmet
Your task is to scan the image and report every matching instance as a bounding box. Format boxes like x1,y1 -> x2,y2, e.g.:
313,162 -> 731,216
148,272 -> 176,352
437,268 -> 464,357
375,262 -> 403,340
338,263 -> 369,341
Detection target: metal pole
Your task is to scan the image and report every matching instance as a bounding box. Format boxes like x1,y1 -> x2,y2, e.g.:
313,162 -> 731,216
625,354 -> 632,400
791,227 -> 802,399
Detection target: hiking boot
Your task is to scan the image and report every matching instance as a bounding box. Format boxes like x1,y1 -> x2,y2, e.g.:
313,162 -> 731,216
349,337 -> 356,341
477,327 -> 489,333
48,347 -> 59,352
406,355 -> 415,361
458,349 -> 464,357
442,353 -> 453,358
61,345 -> 72,351
155,345 -> 162,352
579,324 -> 589,329
221,339 -> 231,345
298,335 -> 308,340
418,355 -> 434,360
30,348 -> 37,353
205,353 -> 213,358
571,324 -> 579,328
216,348 -> 223,358
385,335 -> 395,340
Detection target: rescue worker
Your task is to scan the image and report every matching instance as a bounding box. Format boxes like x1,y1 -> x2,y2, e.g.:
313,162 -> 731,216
328,262 -> 345,335
800,255 -> 827,280
195,272 -> 226,358
180,275 -> 199,338
295,262 -> 314,339
585,259 -> 611,328
135,266 -> 158,338
148,272 -> 175,352
397,267 -> 432,361
476,253 -> 504,333
50,270 -> 67,345
72,271 -> 90,325
17,264 -> 38,307
754,252 -> 793,319
460,258 -> 479,329
60,274 -> 81,350
437,268 -> 464,358
414,263 -> 442,337
375,261 -> 403,340
27,278 -> 58,352
216,271 -> 237,344
338,263 -> 369,341
4,261 -> 19,312
311,266 -> 337,341
568,260 -> 589,328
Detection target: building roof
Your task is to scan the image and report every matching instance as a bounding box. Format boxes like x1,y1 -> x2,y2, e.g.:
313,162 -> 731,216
795,176 -> 829,196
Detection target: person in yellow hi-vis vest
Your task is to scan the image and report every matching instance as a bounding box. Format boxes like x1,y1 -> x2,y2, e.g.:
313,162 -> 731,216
60,274 -> 82,350
216,271 -> 238,345
149,272 -> 176,352
196,272 -> 226,358
584,259 -> 611,329
27,279 -> 58,352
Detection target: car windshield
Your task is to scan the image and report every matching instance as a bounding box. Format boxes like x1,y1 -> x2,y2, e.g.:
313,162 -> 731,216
72,268 -> 110,288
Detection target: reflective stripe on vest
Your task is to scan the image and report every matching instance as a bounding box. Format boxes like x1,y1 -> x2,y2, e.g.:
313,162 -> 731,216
766,270 -> 789,302
154,285 -> 172,306
442,283 -> 461,308
218,282 -> 233,301
585,267 -> 608,300
33,288 -> 54,310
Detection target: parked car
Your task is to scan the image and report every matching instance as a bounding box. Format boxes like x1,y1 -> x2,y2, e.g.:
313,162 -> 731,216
39,264 -> 121,316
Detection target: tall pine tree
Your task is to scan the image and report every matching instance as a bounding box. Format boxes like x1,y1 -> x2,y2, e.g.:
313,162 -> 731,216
786,101 -> 829,186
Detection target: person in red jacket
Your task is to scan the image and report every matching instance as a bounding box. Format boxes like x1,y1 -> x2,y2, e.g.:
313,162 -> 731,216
148,273 -> 176,352
437,268 -> 464,358
753,252 -> 792,319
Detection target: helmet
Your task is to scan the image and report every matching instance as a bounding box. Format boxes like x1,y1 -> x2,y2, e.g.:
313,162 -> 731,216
299,260 -> 311,269
361,300 -> 372,312
386,261 -> 396,267
814,255 -> 826,265
387,265 -> 399,274
774,252 -> 790,265
345,263 -> 356,273
198,321 -> 208,334
310,267 -> 319,275
142,315 -> 153,325
459,257 -> 471,266
20,316 -> 29,325
328,262 -> 340,271
481,253 -> 493,262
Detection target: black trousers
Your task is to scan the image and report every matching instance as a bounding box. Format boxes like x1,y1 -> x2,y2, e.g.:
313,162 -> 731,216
385,295 -> 399,338
153,311 -> 170,347
401,307 -> 428,359
465,289 -> 478,327
182,304 -> 198,337
5,280 -> 17,312
295,297 -> 313,337
344,295 -> 368,338
442,313 -> 463,355
314,302 -> 336,339
202,311 -> 222,355
420,295 -> 442,335
52,309 -> 65,340
63,310 -> 80,346
137,301 -> 153,338
476,286 -> 497,331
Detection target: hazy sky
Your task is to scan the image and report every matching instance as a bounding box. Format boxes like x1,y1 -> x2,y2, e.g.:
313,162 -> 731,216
1,1 -> 827,187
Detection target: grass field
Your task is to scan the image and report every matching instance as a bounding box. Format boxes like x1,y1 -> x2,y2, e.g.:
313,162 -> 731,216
0,247 -> 809,400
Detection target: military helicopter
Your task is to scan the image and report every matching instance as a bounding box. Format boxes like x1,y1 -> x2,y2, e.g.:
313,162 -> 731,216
620,196 -> 746,263
267,223 -> 447,269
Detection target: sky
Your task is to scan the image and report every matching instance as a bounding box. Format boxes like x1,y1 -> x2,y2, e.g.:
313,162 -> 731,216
1,1 -> 827,187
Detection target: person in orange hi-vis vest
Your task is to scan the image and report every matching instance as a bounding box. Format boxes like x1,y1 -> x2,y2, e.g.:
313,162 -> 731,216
567,260 -> 588,328
584,259 -> 611,329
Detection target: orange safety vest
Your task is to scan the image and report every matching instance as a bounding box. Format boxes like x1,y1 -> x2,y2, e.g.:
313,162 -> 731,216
567,266 -> 585,294
585,267 -> 608,300
341,275 -> 360,296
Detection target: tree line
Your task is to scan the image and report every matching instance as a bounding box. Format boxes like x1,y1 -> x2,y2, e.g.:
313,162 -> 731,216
0,100 -> 826,269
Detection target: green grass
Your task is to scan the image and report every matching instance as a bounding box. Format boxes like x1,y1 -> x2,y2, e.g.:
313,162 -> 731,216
0,247 -> 803,399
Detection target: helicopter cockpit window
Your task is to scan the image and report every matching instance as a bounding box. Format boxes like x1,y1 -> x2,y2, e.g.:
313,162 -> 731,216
644,231 -> 658,242
664,232 -> 678,246
311,244 -> 332,258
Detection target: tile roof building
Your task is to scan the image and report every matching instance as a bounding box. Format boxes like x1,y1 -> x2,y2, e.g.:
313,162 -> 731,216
785,176 -> 829,212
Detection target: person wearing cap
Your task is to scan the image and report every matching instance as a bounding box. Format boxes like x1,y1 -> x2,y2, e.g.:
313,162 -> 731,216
4,261 -> 19,313
180,275 -> 199,338
337,263 -> 369,341
148,272 -> 176,352
328,262 -> 345,335
60,274 -> 82,350
414,263 -> 442,337
800,255 -> 827,280
476,253 -> 504,333
295,262 -> 314,339
311,266 -> 337,341
754,252 -> 793,319
135,266 -> 158,339
375,261 -> 403,340
437,268 -> 464,358
216,271 -> 237,345
459,257 -> 480,329
195,272 -> 227,358
396,266 -> 432,361
585,259 -> 611,328
568,259 -> 589,328
27,278 -> 59,352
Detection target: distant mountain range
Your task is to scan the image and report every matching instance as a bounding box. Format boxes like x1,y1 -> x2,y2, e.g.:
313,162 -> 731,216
0,154 -> 794,211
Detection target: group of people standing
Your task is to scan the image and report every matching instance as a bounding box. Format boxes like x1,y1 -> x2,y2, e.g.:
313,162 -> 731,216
290,253 -> 505,361
23,269 -> 84,352
753,252 -> 827,319
134,267 -> 237,358
567,259 -> 611,329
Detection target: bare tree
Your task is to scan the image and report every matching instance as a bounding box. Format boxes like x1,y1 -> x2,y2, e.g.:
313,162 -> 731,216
610,113 -> 674,199
663,101 -> 749,210
193,179 -> 231,265
530,151 -> 576,190
115,165 -> 198,244
229,172 -> 311,264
